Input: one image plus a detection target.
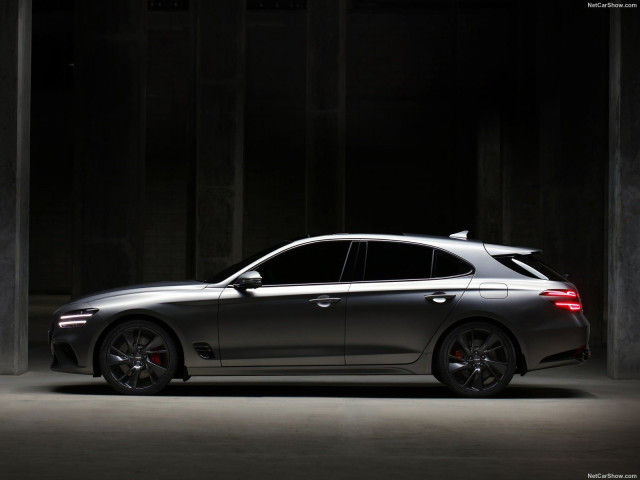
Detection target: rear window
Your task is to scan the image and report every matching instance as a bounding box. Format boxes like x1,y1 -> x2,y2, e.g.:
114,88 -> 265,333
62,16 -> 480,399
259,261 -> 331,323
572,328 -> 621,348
494,254 -> 566,281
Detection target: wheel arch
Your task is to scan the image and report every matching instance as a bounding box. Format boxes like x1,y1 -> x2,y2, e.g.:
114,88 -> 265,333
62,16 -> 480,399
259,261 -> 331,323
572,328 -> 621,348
431,316 -> 528,377
92,313 -> 187,379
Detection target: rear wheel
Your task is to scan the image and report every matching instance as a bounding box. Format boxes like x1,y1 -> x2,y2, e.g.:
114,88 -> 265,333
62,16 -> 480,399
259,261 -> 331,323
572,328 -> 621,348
437,321 -> 517,397
99,320 -> 177,395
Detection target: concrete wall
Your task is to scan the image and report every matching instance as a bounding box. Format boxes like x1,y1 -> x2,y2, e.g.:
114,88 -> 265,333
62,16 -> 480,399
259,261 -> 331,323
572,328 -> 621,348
28,1 -> 610,345
71,1 -> 146,296
243,7 -> 307,255
29,5 -> 73,293
194,0 -> 245,280
143,7 -> 194,282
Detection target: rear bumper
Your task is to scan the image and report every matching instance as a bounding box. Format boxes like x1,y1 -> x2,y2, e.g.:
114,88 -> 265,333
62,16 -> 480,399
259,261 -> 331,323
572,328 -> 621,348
521,311 -> 591,372
540,345 -> 590,364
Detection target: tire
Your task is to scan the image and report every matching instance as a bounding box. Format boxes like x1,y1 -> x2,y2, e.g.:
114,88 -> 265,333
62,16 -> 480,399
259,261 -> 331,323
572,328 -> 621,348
99,320 -> 178,395
437,321 -> 517,398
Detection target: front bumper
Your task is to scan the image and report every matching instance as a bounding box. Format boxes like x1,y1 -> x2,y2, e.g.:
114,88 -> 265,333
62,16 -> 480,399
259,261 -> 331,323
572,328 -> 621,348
49,309 -> 103,375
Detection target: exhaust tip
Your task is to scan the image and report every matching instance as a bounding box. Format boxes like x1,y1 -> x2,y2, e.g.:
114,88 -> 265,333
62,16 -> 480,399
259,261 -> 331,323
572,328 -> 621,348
575,345 -> 591,362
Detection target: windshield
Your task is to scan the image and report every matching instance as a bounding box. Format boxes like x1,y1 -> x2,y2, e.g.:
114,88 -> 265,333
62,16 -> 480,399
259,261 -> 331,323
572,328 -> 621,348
201,241 -> 291,284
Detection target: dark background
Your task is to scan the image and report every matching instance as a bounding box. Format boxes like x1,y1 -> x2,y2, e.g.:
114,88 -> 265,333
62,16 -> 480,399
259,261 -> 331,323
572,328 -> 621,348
30,0 -> 608,345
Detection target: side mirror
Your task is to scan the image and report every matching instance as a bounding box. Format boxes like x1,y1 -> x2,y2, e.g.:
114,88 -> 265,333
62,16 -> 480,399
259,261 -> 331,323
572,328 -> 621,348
234,270 -> 262,289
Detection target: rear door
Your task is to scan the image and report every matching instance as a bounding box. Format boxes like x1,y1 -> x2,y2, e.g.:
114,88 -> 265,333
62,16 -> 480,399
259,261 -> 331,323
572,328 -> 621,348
345,241 -> 473,365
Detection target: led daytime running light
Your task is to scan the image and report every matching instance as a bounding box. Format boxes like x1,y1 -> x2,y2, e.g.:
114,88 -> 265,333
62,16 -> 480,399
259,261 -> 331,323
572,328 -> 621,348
59,313 -> 94,320
58,308 -> 98,328
58,319 -> 88,328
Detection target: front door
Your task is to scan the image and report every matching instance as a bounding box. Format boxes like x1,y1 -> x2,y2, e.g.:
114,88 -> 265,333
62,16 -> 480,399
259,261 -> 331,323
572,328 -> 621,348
218,240 -> 354,367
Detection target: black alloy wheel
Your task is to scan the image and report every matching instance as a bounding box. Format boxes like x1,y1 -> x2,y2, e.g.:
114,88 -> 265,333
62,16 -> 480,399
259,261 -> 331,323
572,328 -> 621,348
437,321 -> 517,397
99,320 -> 178,395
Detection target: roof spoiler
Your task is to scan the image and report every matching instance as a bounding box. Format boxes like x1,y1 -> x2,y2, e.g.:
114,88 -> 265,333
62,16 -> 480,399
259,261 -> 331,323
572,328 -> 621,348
449,230 -> 469,240
484,243 -> 542,256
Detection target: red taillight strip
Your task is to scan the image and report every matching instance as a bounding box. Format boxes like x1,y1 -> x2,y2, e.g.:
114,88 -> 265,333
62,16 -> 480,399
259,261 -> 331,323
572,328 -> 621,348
540,289 -> 578,298
554,301 -> 582,311
540,290 -> 582,311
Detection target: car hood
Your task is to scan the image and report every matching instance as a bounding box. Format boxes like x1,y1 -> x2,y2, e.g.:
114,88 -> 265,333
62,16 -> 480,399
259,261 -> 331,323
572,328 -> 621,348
70,281 -> 209,305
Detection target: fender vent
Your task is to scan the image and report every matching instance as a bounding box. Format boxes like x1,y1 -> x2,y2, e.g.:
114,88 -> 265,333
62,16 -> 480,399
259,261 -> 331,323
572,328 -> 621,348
193,342 -> 215,359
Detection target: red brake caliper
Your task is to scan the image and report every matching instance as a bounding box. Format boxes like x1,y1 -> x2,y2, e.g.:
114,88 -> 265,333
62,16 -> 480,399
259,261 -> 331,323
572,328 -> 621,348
149,350 -> 162,365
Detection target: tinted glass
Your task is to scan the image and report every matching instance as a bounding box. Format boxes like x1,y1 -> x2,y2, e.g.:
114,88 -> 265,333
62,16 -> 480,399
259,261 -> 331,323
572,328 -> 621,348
364,242 -> 433,281
432,250 -> 473,278
340,241 -> 361,282
495,254 -> 566,281
204,241 -> 289,283
257,241 -> 351,285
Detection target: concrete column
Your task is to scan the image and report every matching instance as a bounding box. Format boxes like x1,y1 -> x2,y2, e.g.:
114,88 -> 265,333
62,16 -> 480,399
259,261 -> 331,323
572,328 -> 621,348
0,0 -> 31,374
475,108 -> 502,245
72,2 -> 146,296
608,8 -> 640,379
195,1 -> 245,279
305,0 -> 346,235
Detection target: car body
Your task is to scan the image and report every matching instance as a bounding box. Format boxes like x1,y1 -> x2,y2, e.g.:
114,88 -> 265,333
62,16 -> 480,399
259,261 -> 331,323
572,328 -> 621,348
49,232 -> 590,396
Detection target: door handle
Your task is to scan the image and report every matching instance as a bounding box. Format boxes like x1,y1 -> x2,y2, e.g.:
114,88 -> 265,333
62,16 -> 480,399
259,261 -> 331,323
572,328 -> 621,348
425,293 -> 456,304
309,296 -> 342,308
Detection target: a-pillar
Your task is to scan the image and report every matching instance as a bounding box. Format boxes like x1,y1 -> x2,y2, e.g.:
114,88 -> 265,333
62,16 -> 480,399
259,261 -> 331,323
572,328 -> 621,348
195,1 -> 245,278
608,8 -> 640,379
305,0 -> 346,235
0,0 -> 31,374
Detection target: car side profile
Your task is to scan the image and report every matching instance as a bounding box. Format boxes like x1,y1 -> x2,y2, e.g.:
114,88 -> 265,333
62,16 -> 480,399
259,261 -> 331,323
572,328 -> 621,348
49,232 -> 590,397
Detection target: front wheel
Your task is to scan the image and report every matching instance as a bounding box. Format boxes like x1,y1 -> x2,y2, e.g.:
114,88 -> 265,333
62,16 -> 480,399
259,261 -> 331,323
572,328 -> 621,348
437,321 -> 517,397
99,320 -> 178,395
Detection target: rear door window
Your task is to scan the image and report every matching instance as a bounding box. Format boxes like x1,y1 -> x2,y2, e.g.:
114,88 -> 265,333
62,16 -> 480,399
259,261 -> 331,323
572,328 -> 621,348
363,242 -> 433,281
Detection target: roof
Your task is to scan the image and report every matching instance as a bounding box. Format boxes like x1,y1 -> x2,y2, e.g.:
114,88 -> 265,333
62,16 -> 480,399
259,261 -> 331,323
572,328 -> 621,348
295,233 -> 541,257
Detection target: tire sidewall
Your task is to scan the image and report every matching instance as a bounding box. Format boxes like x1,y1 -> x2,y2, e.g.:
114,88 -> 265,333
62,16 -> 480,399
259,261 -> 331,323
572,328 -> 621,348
99,319 -> 178,395
437,321 -> 517,398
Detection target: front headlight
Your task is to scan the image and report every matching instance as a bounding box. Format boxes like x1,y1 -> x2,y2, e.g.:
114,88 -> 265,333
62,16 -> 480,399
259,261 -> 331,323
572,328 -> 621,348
58,308 -> 99,328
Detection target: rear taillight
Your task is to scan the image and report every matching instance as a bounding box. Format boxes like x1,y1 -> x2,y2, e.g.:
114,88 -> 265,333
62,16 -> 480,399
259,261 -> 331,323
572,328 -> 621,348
540,289 -> 578,298
553,301 -> 582,311
540,289 -> 582,311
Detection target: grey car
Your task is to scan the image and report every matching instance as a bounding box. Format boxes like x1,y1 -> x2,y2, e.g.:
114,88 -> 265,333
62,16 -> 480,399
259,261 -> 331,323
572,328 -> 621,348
49,232 -> 590,397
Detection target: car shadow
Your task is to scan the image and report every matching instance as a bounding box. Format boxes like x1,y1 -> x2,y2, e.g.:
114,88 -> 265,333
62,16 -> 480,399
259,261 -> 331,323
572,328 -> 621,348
50,382 -> 594,399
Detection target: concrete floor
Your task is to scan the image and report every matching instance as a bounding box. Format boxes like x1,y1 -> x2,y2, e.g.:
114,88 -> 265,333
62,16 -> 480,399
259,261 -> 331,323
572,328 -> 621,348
0,296 -> 638,480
